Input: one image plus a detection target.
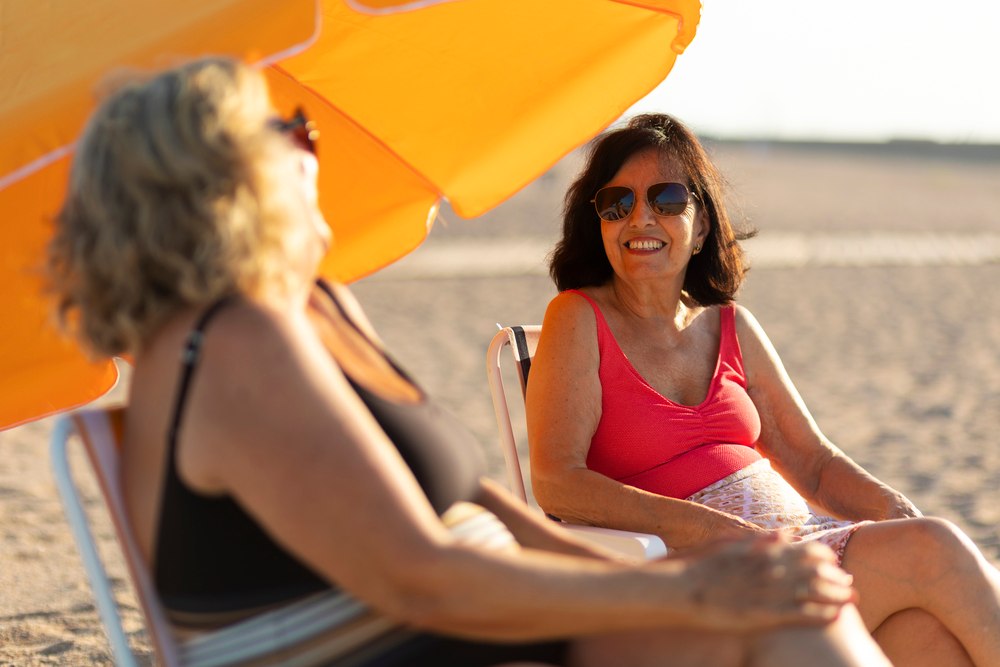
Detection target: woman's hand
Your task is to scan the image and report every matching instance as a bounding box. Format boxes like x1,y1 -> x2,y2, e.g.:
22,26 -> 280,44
708,512 -> 775,542
679,534 -> 855,631
671,507 -> 790,552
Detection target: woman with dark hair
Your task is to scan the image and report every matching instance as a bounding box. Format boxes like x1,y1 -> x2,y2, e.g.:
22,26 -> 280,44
49,60 -> 891,667
528,113 -> 1000,666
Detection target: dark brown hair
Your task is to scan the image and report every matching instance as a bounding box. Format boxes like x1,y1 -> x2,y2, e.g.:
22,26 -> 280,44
549,113 -> 755,305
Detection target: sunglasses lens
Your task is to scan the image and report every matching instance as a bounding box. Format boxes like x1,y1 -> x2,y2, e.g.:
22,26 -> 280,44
648,182 -> 690,216
593,186 -> 635,221
292,125 -> 318,155
273,108 -> 319,155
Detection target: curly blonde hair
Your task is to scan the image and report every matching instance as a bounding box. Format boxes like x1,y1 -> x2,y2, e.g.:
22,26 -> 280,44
49,56 -> 302,357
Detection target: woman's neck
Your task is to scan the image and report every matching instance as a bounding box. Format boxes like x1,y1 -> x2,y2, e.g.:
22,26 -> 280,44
609,277 -> 694,332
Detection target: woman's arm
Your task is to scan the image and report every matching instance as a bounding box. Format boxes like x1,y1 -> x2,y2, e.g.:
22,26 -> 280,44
473,477 -> 620,560
735,306 -> 920,521
179,300 -> 850,641
526,292 -> 770,550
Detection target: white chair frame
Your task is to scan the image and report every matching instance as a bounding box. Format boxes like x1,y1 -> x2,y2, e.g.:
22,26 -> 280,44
51,408 -> 181,666
52,409 -> 381,667
486,325 -> 667,560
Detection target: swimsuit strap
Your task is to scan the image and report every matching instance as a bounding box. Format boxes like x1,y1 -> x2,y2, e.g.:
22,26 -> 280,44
165,297 -> 236,453
314,279 -> 420,387
316,279 -> 369,339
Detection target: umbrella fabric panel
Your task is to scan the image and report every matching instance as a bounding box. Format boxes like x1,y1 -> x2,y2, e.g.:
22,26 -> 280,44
282,0 -> 700,225
0,0 -> 319,189
0,0 -> 701,429
0,0 -> 319,431
0,159 -> 119,430
267,68 -> 440,282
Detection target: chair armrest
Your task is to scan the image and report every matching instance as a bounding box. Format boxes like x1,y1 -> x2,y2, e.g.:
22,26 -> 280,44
556,522 -> 668,561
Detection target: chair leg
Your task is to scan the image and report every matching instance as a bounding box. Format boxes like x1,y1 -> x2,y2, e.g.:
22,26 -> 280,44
50,416 -> 139,667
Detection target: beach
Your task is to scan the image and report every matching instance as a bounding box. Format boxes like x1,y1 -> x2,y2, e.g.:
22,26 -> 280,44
1,139 -> 998,664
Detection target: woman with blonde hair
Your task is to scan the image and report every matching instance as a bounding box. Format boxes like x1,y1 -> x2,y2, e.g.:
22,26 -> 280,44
49,57 -> 891,666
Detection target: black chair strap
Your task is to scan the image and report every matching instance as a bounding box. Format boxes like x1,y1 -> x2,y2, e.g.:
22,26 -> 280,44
511,325 -> 532,387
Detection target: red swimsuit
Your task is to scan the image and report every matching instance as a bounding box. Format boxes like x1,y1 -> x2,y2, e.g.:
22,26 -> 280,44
569,290 -> 763,500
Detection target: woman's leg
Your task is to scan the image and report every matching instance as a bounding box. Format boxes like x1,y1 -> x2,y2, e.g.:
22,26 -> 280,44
567,604 -> 889,667
873,608 -> 973,667
841,517 -> 1000,665
746,605 -> 891,667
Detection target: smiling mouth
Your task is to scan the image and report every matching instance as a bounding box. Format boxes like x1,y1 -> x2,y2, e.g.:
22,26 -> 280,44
625,239 -> 665,251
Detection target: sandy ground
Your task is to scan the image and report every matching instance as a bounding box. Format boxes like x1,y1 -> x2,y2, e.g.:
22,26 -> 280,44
1,139 -> 998,664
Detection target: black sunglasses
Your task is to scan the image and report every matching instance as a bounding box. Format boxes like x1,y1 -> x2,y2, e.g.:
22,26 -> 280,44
270,106 -> 319,155
591,182 -> 697,222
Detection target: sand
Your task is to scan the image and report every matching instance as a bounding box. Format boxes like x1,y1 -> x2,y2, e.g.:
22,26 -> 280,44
1,139 -> 998,664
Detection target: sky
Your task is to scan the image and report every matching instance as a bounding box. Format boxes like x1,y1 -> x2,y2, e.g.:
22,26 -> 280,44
628,0 -> 1000,144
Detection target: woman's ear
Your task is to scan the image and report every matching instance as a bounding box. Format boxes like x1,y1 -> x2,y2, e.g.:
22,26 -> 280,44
695,206 -> 711,248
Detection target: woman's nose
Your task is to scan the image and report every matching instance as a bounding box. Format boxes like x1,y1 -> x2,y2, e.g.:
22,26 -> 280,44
628,197 -> 657,227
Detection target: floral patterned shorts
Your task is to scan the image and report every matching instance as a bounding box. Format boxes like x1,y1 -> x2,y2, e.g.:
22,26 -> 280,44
686,459 -> 869,563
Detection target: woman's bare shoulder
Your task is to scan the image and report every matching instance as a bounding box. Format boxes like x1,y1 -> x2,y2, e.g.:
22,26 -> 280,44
544,288 -> 601,331
130,299 -> 298,396
175,299 -> 343,442
534,290 -> 605,381
197,298 -> 319,366
729,304 -> 788,388
731,303 -> 769,343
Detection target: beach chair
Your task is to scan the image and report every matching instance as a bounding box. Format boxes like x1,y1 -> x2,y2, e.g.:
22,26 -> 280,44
52,408 -> 398,667
51,407 -> 181,666
486,325 -> 667,560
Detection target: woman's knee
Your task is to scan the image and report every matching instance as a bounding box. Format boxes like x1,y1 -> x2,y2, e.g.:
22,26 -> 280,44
902,517 -> 972,555
882,517 -> 976,577
845,517 -> 972,585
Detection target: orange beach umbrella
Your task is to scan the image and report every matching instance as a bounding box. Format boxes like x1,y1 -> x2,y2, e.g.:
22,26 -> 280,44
0,0 -> 700,430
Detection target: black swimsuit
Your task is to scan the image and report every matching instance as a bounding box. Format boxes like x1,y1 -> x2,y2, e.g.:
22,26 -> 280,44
152,285 -> 568,665
155,288 -> 484,615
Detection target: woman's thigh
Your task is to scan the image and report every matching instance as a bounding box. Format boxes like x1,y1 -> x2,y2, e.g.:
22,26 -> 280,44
873,608 -> 973,667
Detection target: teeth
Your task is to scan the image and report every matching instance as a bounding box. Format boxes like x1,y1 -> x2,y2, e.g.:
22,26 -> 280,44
627,239 -> 664,250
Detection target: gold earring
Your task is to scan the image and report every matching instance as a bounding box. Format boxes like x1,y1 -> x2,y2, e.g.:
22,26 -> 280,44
693,244 -> 702,255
